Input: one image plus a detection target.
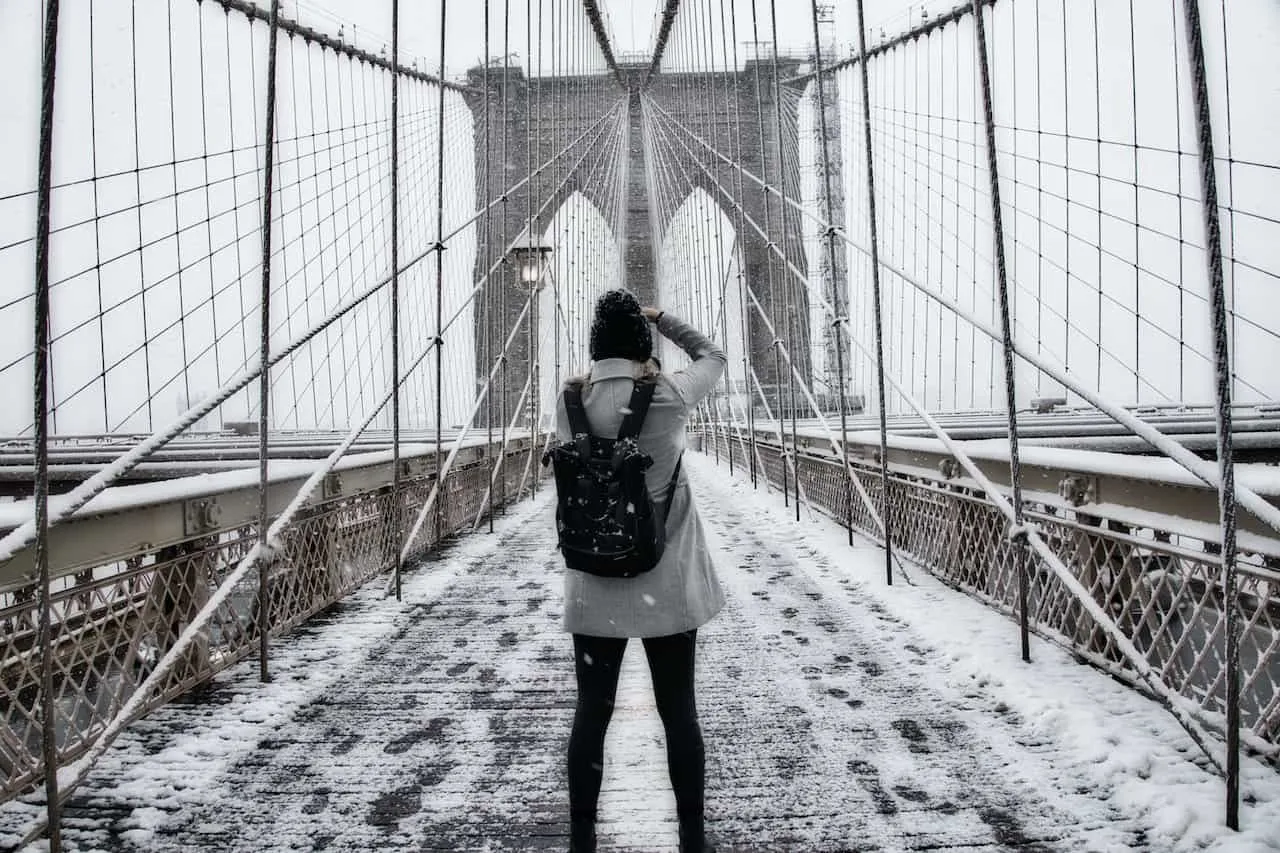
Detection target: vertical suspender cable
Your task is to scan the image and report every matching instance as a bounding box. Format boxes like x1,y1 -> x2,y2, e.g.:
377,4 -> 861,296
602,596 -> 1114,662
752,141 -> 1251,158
697,0 -> 715,453
301,47 -> 327,427
695,0 -> 719,463
34,2 -> 63,847
951,30 -> 964,406
525,0 -> 534,496
1171,0 -> 1186,402
716,0 -> 737,476
1092,0 -> 1103,393
1127,0 -> 1141,401
746,0 -> 788,505
484,0 -> 495,533
499,0 -> 510,517
808,0 -> 855,545
707,0 -> 728,466
90,0 -> 108,433
434,0 -> 450,543
129,4 -> 155,430
971,0 -> 1030,662
533,0 -> 544,493
164,4 -> 192,419
1032,0 -> 1044,395
256,0 -> 283,682
726,0 -> 758,487
852,0 -> 894,585
693,12 -> 711,389
766,0 -> 801,521
390,0 -> 403,599
1179,0 -> 1239,829
1216,0 -> 1238,408
706,0 -> 729,470
550,0 -> 559,406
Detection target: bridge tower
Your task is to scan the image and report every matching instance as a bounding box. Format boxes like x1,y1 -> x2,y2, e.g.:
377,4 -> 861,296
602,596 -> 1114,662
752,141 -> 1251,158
464,60 -> 816,422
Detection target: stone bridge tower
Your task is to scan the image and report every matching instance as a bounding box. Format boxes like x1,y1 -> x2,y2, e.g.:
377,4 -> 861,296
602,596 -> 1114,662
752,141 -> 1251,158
465,61 -> 822,423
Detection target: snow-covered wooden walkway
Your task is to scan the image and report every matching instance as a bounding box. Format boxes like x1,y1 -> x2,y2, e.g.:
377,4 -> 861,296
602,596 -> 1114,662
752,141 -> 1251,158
15,454 -> 1280,852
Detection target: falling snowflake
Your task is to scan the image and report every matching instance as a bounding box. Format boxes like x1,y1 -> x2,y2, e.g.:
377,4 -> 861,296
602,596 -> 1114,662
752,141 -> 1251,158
642,594 -> 656,607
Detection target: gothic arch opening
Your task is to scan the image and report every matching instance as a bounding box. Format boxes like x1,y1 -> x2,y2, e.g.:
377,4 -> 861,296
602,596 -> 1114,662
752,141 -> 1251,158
535,192 -> 621,420
658,189 -> 748,416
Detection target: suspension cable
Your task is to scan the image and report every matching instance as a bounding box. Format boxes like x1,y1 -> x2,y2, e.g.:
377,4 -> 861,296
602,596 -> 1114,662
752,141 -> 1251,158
970,0 -> 1030,662
0,101 -> 626,565
1180,0 -> 1240,826
643,96 -> 1280,538
807,0 -> 855,546
33,0 -> 64,847
645,101 -> 903,566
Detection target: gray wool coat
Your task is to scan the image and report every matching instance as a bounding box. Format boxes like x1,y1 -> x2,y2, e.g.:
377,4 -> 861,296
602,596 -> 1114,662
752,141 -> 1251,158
555,312 -> 728,638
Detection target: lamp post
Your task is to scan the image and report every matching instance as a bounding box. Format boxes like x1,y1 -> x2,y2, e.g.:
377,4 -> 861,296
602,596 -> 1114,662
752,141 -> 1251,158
511,235 -> 554,288
508,234 -> 553,492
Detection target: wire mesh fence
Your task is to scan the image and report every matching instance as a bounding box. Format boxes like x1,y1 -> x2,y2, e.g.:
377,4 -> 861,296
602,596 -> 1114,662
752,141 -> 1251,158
700,427 -> 1280,757
0,438 -> 544,804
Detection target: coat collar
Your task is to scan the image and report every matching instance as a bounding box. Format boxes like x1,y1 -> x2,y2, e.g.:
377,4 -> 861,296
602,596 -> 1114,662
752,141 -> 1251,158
565,359 -> 661,389
589,358 -> 644,382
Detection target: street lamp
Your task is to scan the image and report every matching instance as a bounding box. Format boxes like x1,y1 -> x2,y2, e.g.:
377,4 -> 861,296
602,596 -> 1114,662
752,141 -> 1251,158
509,232 -> 554,288
506,233 -> 555,488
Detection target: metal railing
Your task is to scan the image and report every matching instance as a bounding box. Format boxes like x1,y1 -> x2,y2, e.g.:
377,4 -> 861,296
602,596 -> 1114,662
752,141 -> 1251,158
0,435 -> 544,804
698,426 -> 1280,757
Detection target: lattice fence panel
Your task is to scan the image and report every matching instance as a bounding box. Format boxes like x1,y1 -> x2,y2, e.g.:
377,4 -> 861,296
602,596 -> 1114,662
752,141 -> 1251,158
0,449 -> 532,802
701,431 -> 1280,754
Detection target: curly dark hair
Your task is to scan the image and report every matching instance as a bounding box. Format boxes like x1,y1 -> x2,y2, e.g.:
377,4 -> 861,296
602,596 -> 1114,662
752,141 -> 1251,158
589,288 -> 652,362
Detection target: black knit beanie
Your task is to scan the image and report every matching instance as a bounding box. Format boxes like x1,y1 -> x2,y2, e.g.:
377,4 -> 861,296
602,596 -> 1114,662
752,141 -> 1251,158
589,289 -> 652,362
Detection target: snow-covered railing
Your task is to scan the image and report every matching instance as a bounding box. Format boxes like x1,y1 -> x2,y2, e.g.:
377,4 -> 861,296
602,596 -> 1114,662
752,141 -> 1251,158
0,434 -> 543,805
698,426 -> 1280,757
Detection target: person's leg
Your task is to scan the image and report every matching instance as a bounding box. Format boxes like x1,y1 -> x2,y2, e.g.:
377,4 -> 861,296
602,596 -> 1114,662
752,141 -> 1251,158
641,630 -> 707,850
568,633 -> 628,848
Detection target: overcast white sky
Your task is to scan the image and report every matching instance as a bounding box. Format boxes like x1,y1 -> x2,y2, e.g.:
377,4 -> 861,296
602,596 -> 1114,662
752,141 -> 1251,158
294,0 -> 931,79
3,0 -> 1275,429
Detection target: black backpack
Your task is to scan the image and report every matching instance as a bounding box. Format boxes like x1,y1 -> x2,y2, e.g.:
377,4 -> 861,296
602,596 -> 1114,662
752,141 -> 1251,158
542,379 -> 683,579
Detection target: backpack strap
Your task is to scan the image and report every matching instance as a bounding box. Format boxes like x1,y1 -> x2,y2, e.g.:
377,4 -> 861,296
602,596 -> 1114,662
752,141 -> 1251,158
617,381 -> 682,520
662,453 -> 684,521
563,385 -> 592,458
617,380 -> 656,440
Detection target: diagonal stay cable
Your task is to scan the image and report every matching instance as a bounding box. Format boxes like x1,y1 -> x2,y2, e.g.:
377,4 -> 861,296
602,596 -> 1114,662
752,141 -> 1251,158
16,66 -> 627,825
16,308 -> 460,849
400,109 -> 629,559
644,115 -> 820,519
645,103 -> 905,568
648,91 -> 1234,763
0,99 -> 627,566
644,0 -> 683,88
398,295 -> 535,563
643,95 -> 1280,538
18,221 -> 520,845
838,307 -> 1227,775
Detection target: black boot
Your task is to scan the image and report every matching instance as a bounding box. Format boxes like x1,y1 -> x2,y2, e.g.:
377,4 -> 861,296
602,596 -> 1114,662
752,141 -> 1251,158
569,818 -> 596,853
679,816 -> 716,853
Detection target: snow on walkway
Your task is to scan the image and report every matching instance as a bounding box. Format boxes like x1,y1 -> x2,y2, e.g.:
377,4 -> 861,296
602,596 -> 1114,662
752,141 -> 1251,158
5,453 -> 1278,852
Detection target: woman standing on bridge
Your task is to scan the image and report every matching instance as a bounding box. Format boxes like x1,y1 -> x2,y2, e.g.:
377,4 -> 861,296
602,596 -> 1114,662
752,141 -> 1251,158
555,289 -> 726,853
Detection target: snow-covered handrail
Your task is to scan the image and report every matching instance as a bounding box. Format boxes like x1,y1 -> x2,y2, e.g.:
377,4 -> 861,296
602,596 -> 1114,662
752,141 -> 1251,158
838,326 -> 1228,775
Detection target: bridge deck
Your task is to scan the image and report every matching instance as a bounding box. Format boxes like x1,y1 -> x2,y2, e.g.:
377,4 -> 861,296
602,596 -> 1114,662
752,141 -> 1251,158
10,455 -> 1278,852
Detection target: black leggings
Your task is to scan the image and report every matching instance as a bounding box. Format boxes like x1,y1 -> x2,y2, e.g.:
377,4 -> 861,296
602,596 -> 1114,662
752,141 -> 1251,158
568,630 -> 704,824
